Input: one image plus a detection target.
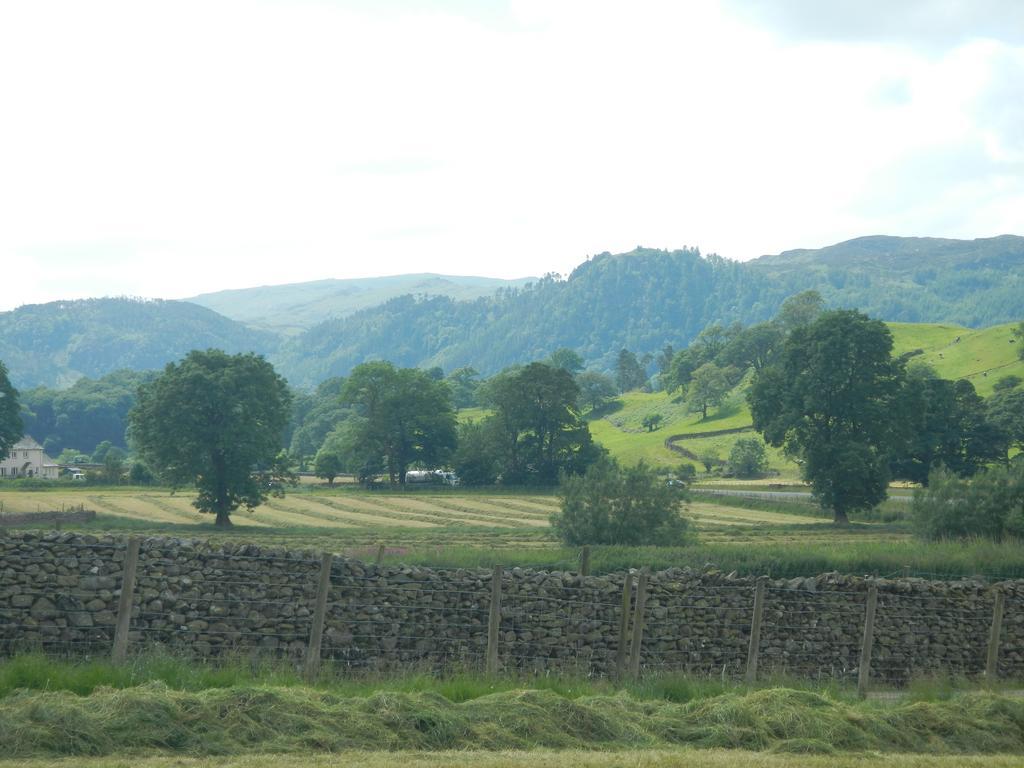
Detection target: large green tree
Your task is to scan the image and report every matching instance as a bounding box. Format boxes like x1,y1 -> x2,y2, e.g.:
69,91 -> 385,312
0,361 -> 23,457
340,362 -> 457,485
482,362 -> 602,484
575,370 -> 618,412
129,350 -> 292,527
891,373 -> 1005,484
748,310 -> 903,524
615,349 -> 647,392
686,362 -> 731,420
988,387 -> 1024,460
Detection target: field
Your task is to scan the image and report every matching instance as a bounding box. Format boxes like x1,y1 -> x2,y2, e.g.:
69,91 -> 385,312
4,481 -> 1024,765
3,653 -> 1024,763
582,320 -> 1023,473
5,484 -> 1024,579
4,754 -> 1022,768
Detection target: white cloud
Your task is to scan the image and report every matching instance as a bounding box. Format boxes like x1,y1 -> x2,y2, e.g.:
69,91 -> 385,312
0,0 -> 1021,310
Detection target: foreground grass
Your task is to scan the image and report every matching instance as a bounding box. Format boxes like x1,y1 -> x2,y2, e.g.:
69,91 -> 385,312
3,683 -> 1024,758
4,751 -> 1024,768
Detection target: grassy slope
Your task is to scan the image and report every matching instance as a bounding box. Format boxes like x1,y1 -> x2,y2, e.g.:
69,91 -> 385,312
5,753 -> 1022,768
891,321 -> 1024,397
586,320 -> 1023,471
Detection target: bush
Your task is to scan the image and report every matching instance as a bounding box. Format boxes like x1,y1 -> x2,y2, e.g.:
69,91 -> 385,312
913,464 -> 1024,540
727,437 -> 768,478
994,375 -> 1022,392
551,457 -> 691,545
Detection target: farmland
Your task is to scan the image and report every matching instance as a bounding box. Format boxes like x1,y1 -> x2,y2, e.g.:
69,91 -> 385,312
585,320 -> 1024,473
4,484 -> 1024,579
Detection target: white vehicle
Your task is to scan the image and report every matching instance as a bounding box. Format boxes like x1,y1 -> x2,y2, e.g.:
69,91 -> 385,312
404,469 -> 460,486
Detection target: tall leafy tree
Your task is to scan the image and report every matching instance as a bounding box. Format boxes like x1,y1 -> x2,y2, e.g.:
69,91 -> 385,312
691,323 -> 740,361
341,362 -> 457,485
748,310 -> 903,524
546,348 -> 584,374
0,361 -> 22,457
1014,321 -> 1024,361
718,323 -> 784,372
313,441 -> 346,486
686,362 -> 731,420
615,349 -> 647,392
129,350 -> 292,527
891,374 -> 1005,484
445,366 -> 481,409
575,371 -> 618,412
988,387 -> 1024,460
775,290 -> 825,334
483,362 -> 602,484
287,376 -> 349,459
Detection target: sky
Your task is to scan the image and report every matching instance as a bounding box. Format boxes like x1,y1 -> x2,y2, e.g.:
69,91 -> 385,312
1,0 -> 1022,310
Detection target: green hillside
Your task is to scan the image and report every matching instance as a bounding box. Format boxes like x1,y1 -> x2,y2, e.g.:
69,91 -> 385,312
585,320 -> 1023,474
0,299 -> 276,389
889,321 -> 1024,397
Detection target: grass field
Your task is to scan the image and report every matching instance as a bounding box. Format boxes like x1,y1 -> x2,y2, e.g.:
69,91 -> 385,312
5,485 -> 1024,578
3,753 -> 1022,768
3,653 -> 1024,760
581,321 -> 1023,473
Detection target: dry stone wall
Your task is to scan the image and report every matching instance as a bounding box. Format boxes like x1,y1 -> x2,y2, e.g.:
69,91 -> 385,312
2,531 -> 1023,683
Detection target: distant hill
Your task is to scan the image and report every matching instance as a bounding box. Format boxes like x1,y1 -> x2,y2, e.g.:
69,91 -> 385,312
274,236 -> 1024,386
749,235 -> 1024,326
0,298 -> 275,389
2,236 -> 1022,390
185,274 -> 535,334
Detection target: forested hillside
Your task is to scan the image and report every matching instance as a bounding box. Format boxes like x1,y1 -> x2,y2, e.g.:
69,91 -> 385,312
749,235 -> 1024,325
276,236 -> 1024,386
0,299 -> 275,388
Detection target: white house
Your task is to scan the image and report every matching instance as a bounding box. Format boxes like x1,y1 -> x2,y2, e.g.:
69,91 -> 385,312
0,435 -> 60,480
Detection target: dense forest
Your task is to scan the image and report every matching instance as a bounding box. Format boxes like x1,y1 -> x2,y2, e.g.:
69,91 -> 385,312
1,235 -> 1022,389
275,236 -> 1024,386
0,299 -> 274,388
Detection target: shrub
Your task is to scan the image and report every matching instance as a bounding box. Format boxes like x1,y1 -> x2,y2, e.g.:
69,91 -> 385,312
551,457 -> 691,545
994,375 -> 1022,392
913,464 -> 1024,540
727,437 -> 769,478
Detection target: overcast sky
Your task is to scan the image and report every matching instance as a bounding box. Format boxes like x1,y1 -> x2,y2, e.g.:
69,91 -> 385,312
1,0 -> 1022,311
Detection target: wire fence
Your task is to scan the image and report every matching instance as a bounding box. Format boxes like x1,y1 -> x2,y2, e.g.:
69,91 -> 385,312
2,534 -> 1023,690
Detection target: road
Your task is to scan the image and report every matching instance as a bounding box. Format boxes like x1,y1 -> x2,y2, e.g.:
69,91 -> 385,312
694,488 -> 913,503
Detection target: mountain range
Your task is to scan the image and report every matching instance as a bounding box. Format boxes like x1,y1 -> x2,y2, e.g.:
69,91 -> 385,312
2,234 -> 1022,389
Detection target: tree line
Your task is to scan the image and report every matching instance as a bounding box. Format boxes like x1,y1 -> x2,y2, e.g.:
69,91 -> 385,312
1,306 -> 1022,533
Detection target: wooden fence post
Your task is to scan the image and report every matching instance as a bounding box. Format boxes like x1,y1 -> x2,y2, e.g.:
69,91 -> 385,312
375,543 -> 385,565
304,552 -> 334,682
745,576 -> 767,685
986,587 -> 1005,682
580,546 -> 591,577
111,537 -> 141,664
857,582 -> 878,698
486,566 -> 503,676
614,571 -> 634,679
628,568 -> 649,680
